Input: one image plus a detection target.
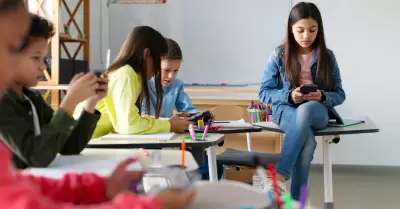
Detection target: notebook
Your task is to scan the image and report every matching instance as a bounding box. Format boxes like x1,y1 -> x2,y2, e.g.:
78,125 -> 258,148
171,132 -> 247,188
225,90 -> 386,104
99,132 -> 176,142
213,119 -> 254,128
28,154 -> 143,178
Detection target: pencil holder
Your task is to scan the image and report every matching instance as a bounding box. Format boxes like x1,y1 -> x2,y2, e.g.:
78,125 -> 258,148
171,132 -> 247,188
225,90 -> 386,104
247,108 -> 270,123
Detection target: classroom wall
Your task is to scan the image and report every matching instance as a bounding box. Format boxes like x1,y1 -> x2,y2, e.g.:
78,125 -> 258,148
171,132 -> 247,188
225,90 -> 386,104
88,0 -> 400,166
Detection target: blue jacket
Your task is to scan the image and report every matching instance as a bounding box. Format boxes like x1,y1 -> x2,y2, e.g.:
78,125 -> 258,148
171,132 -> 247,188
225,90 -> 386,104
259,46 -> 346,124
142,78 -> 199,118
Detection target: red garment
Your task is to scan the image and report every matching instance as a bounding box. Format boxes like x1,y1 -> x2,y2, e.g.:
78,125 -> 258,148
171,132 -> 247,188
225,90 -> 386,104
0,143 -> 162,209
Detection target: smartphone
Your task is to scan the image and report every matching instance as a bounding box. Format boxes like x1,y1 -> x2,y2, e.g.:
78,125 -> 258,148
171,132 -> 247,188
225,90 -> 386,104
91,69 -> 105,77
299,84 -> 318,94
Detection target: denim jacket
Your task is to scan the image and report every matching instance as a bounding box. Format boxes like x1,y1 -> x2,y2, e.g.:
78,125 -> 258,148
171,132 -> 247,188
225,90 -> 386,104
259,45 -> 346,124
142,78 -> 199,118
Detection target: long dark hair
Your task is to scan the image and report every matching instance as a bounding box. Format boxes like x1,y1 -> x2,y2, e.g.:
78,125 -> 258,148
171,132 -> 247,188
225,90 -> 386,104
284,2 -> 332,90
106,26 -> 167,118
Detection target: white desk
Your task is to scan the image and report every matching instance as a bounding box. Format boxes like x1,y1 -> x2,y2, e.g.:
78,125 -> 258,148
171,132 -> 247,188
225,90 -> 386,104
191,180 -> 318,209
253,116 -> 379,209
87,133 -> 225,182
27,149 -> 199,178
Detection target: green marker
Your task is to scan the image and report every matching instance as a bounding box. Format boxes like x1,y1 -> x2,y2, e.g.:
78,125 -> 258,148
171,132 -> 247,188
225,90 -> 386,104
283,193 -> 293,209
184,134 -> 209,140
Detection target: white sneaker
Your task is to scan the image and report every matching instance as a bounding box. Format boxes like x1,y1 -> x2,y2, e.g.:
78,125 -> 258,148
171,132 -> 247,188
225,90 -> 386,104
255,167 -> 287,196
262,176 -> 287,196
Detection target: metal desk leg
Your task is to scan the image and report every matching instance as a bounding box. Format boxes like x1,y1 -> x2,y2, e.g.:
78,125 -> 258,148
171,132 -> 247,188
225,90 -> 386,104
206,145 -> 218,182
246,132 -> 252,152
322,136 -> 334,209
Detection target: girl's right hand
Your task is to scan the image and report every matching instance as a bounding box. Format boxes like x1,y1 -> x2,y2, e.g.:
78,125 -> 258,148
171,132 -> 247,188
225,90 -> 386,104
290,87 -> 304,104
169,115 -> 192,133
157,188 -> 196,209
60,73 -> 98,115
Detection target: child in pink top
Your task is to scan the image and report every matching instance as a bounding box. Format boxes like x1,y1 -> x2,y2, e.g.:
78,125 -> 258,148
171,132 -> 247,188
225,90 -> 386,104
298,51 -> 314,85
0,1 -> 195,209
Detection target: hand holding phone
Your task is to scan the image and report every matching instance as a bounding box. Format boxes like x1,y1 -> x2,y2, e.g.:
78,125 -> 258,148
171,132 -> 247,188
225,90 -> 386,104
299,84 -> 318,94
92,69 -> 105,77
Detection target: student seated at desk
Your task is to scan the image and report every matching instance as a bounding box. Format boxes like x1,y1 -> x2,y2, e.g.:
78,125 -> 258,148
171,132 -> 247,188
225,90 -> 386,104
0,2 -> 195,209
74,27 -> 191,138
258,2 -> 345,200
141,38 -> 198,117
141,38 -> 223,180
0,14 -> 108,169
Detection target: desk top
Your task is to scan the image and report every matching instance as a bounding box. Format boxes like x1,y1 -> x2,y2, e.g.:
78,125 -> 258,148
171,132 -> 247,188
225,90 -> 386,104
88,133 -> 224,148
253,116 -> 379,136
27,149 -> 199,179
191,122 -> 263,134
190,180 -> 317,209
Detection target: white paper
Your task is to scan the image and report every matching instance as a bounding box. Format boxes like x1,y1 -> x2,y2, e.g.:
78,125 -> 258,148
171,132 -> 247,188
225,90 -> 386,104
100,133 -> 176,142
189,180 -> 317,209
28,155 -> 142,179
213,119 -> 254,128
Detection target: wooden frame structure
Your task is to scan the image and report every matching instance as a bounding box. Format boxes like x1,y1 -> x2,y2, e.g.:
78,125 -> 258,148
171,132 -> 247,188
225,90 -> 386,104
28,0 -> 90,109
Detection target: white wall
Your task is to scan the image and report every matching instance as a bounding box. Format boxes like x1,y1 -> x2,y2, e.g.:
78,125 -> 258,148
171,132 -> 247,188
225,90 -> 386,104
90,0 -> 400,166
294,0 -> 400,166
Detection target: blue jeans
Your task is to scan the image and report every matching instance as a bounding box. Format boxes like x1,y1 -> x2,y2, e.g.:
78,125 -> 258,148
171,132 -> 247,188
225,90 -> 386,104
276,101 -> 329,200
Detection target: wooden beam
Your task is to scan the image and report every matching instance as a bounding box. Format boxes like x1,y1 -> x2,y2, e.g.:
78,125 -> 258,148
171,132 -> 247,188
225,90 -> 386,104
63,0 -> 83,34
83,0 -> 90,68
61,43 -> 72,59
51,0 -> 60,84
73,43 -> 84,59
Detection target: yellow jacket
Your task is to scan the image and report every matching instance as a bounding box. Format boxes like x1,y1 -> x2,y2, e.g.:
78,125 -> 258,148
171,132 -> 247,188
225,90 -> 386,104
74,65 -> 170,139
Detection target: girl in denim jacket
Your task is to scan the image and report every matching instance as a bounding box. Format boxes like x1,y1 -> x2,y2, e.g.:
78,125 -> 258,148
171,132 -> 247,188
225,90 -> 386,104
259,2 -> 345,200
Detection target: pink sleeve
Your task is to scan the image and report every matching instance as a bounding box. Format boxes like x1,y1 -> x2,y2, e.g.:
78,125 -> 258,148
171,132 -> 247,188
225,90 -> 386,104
15,172 -> 107,204
3,174 -> 163,209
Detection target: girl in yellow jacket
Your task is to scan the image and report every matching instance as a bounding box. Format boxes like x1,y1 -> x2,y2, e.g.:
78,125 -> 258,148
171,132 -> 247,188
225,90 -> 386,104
75,26 -> 191,138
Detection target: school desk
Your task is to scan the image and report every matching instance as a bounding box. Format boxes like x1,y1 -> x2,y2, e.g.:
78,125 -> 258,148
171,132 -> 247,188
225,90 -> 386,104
27,149 -> 199,178
253,116 -> 379,209
189,121 -> 263,153
86,133 -> 225,182
183,86 -> 282,154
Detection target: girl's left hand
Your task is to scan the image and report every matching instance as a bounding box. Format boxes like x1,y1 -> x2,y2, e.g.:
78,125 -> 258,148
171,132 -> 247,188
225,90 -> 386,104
303,90 -> 322,101
106,158 -> 144,199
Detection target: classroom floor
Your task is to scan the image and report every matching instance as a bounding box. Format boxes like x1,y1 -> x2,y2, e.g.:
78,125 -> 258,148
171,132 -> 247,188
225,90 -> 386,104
308,166 -> 400,209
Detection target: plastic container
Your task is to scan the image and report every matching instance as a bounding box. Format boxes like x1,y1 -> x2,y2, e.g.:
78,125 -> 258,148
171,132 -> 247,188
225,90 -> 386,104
247,108 -> 271,123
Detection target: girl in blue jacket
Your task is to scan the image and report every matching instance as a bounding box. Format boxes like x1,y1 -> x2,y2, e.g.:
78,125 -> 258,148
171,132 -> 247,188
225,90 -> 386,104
142,38 -> 224,180
259,2 -> 345,200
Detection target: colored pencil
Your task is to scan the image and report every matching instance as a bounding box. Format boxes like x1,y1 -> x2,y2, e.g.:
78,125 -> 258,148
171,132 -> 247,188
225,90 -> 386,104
299,185 -> 307,209
268,164 -> 282,209
181,139 -> 186,168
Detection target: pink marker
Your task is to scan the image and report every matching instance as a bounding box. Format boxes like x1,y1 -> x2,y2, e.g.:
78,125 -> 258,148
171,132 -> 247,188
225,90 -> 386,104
189,124 -> 196,141
202,125 -> 209,140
